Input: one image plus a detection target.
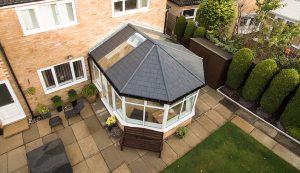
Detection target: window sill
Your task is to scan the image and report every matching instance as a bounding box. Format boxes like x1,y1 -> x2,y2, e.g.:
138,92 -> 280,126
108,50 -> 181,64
22,22 -> 79,36
112,8 -> 149,18
43,77 -> 87,94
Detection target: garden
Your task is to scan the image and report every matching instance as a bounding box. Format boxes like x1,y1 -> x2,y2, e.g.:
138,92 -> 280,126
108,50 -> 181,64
173,0 -> 300,141
162,123 -> 300,173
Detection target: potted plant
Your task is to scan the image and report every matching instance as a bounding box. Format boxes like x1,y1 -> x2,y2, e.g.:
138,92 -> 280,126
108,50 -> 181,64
82,83 -> 98,103
175,126 -> 188,139
105,115 -> 117,131
51,95 -> 63,112
68,89 -> 78,107
36,103 -> 51,119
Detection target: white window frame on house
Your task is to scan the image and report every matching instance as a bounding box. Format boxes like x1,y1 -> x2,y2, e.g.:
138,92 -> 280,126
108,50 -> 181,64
37,57 -> 87,94
181,8 -> 197,20
16,0 -> 78,36
112,0 -> 150,17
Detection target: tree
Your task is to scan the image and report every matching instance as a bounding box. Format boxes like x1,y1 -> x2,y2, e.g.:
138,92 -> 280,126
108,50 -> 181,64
174,16 -> 187,41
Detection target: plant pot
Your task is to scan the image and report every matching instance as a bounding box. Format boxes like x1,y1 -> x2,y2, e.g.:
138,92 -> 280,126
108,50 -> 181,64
86,95 -> 96,104
71,100 -> 77,107
107,124 -> 117,131
56,106 -> 63,112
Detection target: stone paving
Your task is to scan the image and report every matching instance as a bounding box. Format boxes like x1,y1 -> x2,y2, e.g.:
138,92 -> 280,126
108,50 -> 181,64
0,86 -> 300,173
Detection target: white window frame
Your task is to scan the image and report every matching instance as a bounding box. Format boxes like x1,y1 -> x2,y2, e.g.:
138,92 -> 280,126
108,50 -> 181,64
37,57 -> 87,94
16,0 -> 78,36
112,0 -> 150,17
181,8 -> 198,20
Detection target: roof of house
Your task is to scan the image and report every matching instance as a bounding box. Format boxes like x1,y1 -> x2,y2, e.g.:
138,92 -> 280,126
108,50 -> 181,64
0,0 -> 43,7
89,24 -> 205,104
272,0 -> 300,22
169,0 -> 201,7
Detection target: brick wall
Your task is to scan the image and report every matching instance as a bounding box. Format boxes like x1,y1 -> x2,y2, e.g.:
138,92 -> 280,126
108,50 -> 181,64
0,0 -> 167,113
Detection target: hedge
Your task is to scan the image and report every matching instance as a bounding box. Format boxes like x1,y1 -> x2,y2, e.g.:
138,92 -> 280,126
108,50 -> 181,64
260,69 -> 299,113
183,21 -> 197,41
225,48 -> 254,89
281,86 -> 300,140
193,27 -> 206,38
174,16 -> 187,40
242,59 -> 279,101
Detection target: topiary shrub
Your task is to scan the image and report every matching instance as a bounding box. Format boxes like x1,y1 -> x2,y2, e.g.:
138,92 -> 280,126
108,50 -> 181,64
225,48 -> 254,89
183,21 -> 197,41
193,27 -> 206,38
175,127 -> 188,139
281,86 -> 300,140
242,59 -> 279,101
260,69 -> 299,113
174,16 -> 187,41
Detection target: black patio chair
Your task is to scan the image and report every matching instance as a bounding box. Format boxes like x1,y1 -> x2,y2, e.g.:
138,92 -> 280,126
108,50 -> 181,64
64,100 -> 84,125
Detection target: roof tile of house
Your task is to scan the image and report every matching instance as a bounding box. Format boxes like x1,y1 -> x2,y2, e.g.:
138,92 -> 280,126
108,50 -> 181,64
169,0 -> 201,7
0,0 -> 43,7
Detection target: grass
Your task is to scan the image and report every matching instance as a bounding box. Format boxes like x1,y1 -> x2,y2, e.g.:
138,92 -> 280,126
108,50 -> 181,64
162,123 -> 300,173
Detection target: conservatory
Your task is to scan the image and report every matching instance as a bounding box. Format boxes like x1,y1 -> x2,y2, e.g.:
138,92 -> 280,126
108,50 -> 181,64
89,24 -> 205,132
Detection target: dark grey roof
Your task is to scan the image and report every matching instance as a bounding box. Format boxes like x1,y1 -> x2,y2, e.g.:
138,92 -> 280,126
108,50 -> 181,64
169,0 -> 201,7
90,24 -> 205,103
0,0 -> 43,7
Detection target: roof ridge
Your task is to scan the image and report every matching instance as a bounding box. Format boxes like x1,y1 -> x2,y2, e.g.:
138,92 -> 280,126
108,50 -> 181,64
128,23 -> 156,44
156,47 -> 171,102
120,44 -> 156,92
157,41 -> 200,58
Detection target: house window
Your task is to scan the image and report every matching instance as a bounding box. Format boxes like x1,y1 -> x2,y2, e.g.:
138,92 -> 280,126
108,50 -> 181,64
16,0 -> 77,35
181,8 -> 197,20
113,0 -> 149,16
38,57 -> 87,94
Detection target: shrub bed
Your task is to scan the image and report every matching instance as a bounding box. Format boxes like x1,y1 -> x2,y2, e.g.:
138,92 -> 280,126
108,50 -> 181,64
281,86 -> 300,140
242,59 -> 278,101
260,69 -> 299,113
193,27 -> 206,38
174,16 -> 187,40
225,48 -> 254,89
183,21 -> 197,41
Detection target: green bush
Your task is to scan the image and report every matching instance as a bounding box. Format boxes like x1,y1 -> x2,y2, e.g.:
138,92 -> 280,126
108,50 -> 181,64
225,48 -> 254,89
51,95 -> 63,108
36,103 -> 49,115
82,83 -> 98,98
281,86 -> 300,140
242,59 -> 279,101
175,127 -> 188,139
174,16 -> 187,40
68,89 -> 77,102
183,21 -> 197,41
260,69 -> 299,113
193,27 -> 206,38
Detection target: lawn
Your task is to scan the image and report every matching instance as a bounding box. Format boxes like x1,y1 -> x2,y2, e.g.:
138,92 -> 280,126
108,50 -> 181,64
162,123 -> 300,173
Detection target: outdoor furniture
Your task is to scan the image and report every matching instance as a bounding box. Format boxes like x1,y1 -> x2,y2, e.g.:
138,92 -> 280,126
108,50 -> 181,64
120,126 -> 164,158
49,116 -> 64,133
130,108 -> 148,121
27,139 -> 72,173
64,100 -> 84,125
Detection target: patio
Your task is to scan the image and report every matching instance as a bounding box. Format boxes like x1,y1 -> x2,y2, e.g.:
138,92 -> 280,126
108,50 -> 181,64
0,86 -> 299,173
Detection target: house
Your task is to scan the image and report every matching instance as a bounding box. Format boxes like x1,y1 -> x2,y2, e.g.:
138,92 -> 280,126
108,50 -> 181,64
89,23 -> 205,137
0,0 -> 167,136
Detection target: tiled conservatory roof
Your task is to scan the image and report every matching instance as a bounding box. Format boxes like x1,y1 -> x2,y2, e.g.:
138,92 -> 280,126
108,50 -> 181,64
169,0 -> 201,7
0,0 -> 43,7
89,24 -> 205,104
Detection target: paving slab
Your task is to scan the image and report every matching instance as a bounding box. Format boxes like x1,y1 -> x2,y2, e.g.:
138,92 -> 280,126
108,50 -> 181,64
101,145 -> 123,170
195,99 -> 211,116
141,151 -> 166,172
196,115 -> 218,133
231,116 -> 254,134
0,133 -> 23,155
201,85 -> 212,92
81,103 -> 95,119
128,158 -> 151,173
250,129 -> 277,150
84,116 -> 102,135
78,136 -> 99,159
219,98 -> 240,113
73,161 -> 90,173
213,104 -> 234,120
25,138 -> 43,152
235,109 -> 257,124
7,146 -> 27,173
22,124 -> 40,144
65,142 -> 84,166
274,133 -> 300,156
3,119 -> 29,138
86,154 -> 109,173
161,142 -> 178,165
92,128 -> 113,151
113,163 -> 131,173
119,147 -> 140,164
272,144 -> 300,170
188,121 -> 210,141
183,129 -> 202,148
42,133 -> 58,144
72,121 -> 90,141
253,120 -> 278,138
36,119 -> 51,137
0,153 -> 7,173
11,165 -> 28,173
206,110 -> 226,127
56,126 -> 76,146
136,149 -> 148,157
166,135 -> 190,156
206,89 -> 224,103
198,93 -> 219,108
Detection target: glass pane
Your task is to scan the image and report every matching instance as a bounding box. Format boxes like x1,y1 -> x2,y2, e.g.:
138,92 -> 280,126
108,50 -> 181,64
93,64 -> 101,89
21,9 -> 39,30
0,84 -> 14,107
125,103 -> 143,125
107,81 -> 113,109
182,9 -> 195,18
38,4 -> 59,27
180,95 -> 196,118
60,2 -> 75,23
73,60 -> 84,80
114,1 -> 123,12
125,0 -> 137,10
101,74 -> 108,99
127,33 -> 145,47
125,97 -> 144,105
146,101 -> 164,108
54,63 -> 73,86
167,102 -> 182,127
116,93 -> 123,119
41,69 -> 56,89
145,107 -> 163,128
140,0 -> 148,7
